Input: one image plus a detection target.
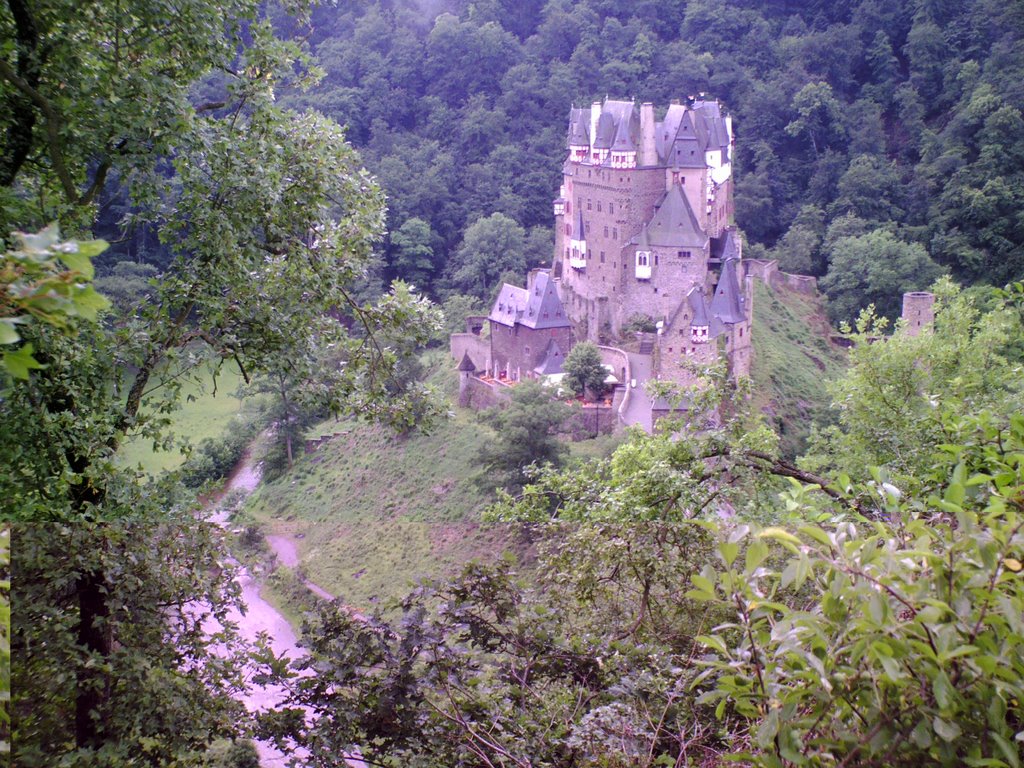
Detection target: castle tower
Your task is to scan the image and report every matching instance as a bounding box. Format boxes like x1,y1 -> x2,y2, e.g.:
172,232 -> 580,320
553,97 -> 734,341
457,351 -> 476,407
902,292 -> 935,336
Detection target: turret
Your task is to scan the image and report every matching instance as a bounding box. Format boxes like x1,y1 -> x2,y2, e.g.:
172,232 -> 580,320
901,292 -> 935,336
457,352 -> 476,408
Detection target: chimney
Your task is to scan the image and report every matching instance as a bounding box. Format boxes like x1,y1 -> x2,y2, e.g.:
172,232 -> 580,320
640,102 -> 656,166
590,100 -> 601,156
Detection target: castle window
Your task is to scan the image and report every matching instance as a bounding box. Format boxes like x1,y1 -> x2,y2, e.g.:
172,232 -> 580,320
600,252 -> 605,263
613,227 -> 618,239
587,199 -> 592,210
654,254 -> 659,266
679,250 -> 691,258
603,226 -> 608,237
597,202 -> 602,212
609,203 -> 614,214
740,328 -> 744,337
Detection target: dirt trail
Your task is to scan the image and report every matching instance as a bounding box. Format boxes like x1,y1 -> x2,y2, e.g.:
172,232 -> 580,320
209,445 -> 364,767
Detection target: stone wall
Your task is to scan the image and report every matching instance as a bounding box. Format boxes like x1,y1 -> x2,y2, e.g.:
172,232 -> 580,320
566,404 -> 617,439
462,376 -> 510,410
742,259 -> 817,296
597,344 -> 630,388
743,259 -> 779,284
450,333 -> 490,372
557,162 -> 667,338
489,321 -> 574,381
777,271 -> 817,295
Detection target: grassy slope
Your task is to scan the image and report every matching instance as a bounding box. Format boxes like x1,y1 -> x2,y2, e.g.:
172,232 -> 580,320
750,280 -> 848,458
241,352 -> 515,610
119,366 -> 251,474
242,350 -> 623,612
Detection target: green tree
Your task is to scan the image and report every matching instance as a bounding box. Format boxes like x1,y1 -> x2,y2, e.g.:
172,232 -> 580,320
389,217 -> 438,292
562,341 -> 607,401
13,519 -> 252,767
785,81 -> 846,159
821,228 -> 944,323
479,380 -> 572,491
447,212 -> 528,300
804,278 -> 1023,485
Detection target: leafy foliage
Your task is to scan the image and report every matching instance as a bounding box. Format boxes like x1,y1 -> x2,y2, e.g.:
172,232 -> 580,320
12,519 -> 254,767
0,225 -> 110,378
479,380 -> 573,491
562,341 -> 608,401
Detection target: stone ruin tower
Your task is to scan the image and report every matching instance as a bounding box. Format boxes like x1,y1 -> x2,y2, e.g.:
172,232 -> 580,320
902,291 -> 936,336
552,97 -> 752,386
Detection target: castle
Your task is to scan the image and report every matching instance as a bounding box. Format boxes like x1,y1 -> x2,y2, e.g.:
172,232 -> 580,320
451,97 -> 756,428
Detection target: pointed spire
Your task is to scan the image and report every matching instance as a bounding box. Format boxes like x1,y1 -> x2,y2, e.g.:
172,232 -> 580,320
458,351 -> 477,372
709,257 -> 745,324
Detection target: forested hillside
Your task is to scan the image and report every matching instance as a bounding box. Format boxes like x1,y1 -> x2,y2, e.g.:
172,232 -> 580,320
251,0 -> 1023,318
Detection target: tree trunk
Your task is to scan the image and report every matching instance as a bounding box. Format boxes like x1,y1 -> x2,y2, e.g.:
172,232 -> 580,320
75,568 -> 112,749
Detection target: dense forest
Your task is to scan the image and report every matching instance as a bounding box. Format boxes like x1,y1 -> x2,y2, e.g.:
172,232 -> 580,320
259,0 -> 1021,317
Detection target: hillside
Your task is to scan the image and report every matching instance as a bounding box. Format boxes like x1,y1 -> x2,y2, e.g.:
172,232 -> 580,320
750,280 -> 848,458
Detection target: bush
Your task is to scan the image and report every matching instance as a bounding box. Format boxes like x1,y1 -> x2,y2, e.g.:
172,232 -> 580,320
180,414 -> 262,488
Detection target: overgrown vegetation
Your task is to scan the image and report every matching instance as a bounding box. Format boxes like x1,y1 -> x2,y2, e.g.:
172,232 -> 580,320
257,283 -> 1024,768
750,280 -> 847,457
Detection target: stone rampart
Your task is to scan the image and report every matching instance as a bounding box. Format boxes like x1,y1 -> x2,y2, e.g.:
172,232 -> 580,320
450,333 -> 490,372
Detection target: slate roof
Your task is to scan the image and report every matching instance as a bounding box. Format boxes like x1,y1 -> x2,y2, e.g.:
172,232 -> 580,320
593,112 -> 616,149
489,283 -> 529,327
688,286 -> 709,327
667,135 -> 706,168
645,185 -> 709,249
687,286 -> 726,338
567,106 -> 590,147
709,254 -> 746,324
710,228 -> 740,262
567,98 -> 731,166
488,271 -> 572,330
534,338 -> 566,375
458,351 -> 477,372
636,222 -> 651,250
658,104 -> 687,161
611,110 -> 637,151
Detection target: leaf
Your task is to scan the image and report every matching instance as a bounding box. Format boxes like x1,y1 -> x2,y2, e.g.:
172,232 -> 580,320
933,671 -> 954,709
696,634 -> 728,654
0,320 -> 19,345
798,524 -> 833,548
992,731 -> 1021,768
757,526 -> 802,550
933,716 -> 962,742
58,248 -> 96,279
746,539 -> 769,572
2,343 -> 47,379
720,540 -> 739,567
